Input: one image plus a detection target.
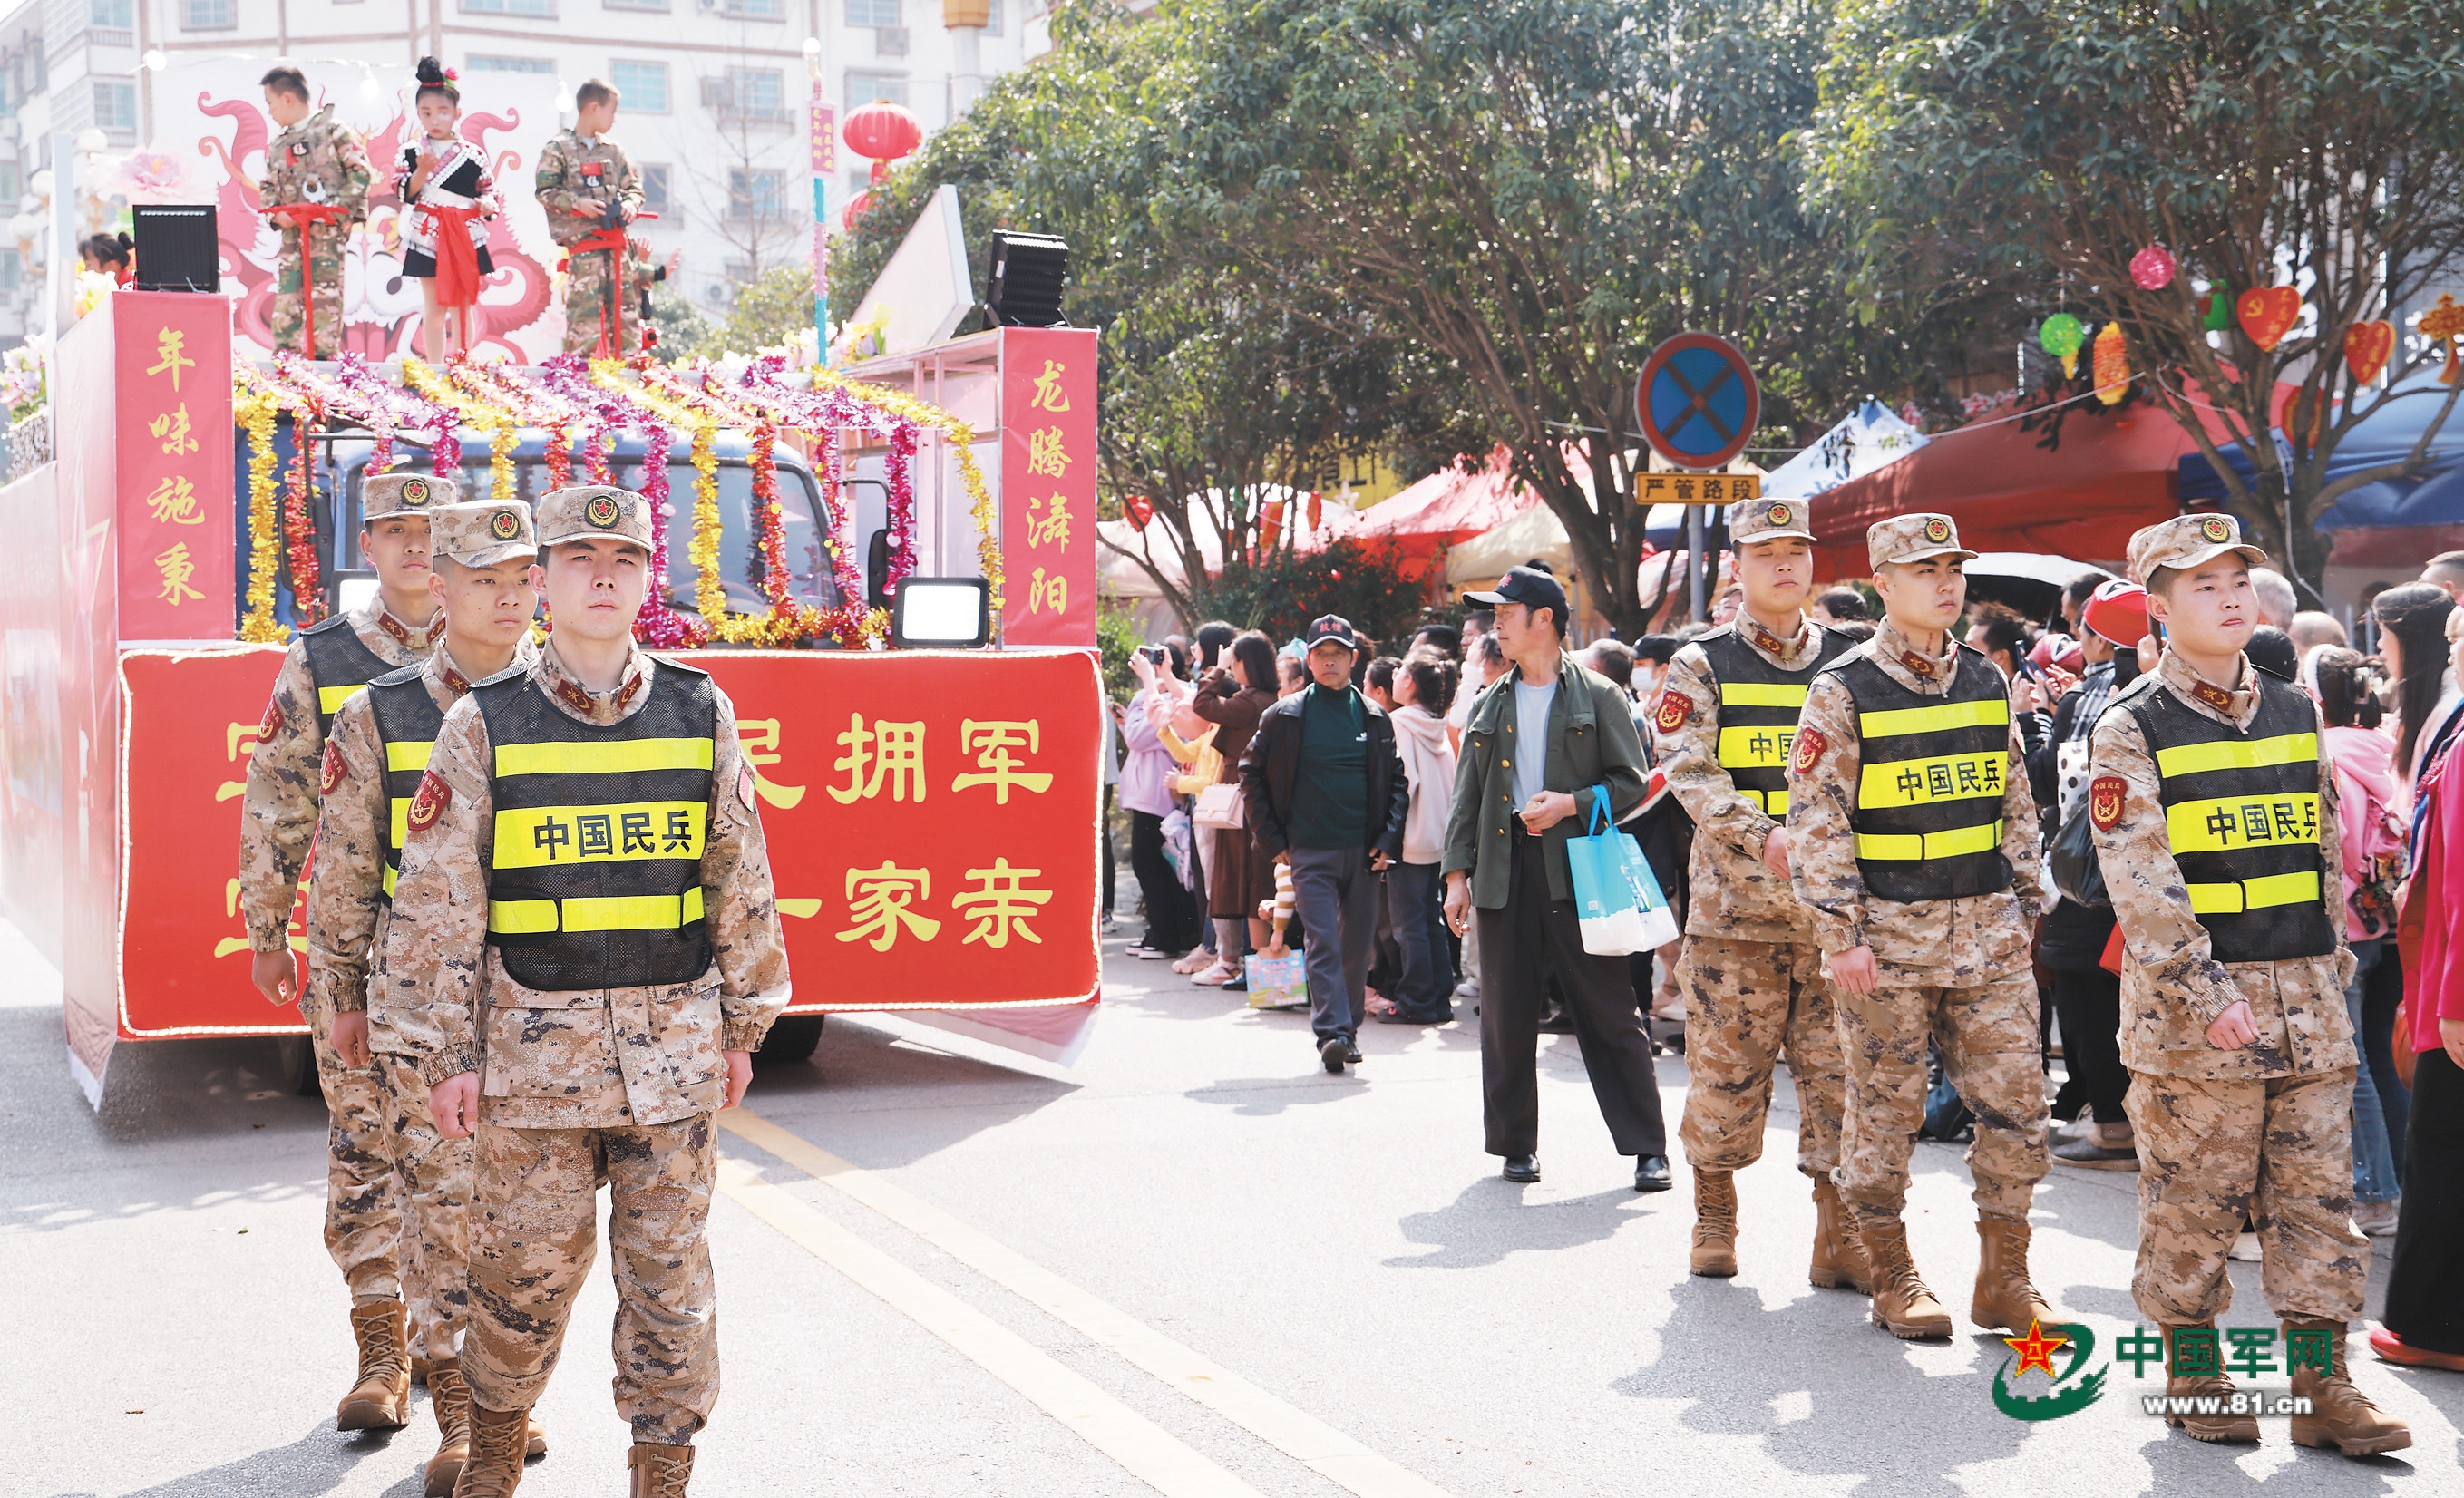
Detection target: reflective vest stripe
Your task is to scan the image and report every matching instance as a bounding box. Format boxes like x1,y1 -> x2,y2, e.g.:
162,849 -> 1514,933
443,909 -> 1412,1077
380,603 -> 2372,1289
2153,733 -> 2320,779
1857,698 -> 2010,739
385,741 -> 432,773
1716,725 -> 1796,770
1856,751 -> 2006,810
2163,793 -> 2322,856
318,684 -> 365,715
489,887 -> 706,935
1742,787 -> 1789,816
1854,820 -> 2005,861
2185,870 -> 2323,916
390,799 -> 411,849
382,862 -> 398,899
492,801 -> 708,871
1719,682 -> 1808,708
493,738 -> 716,777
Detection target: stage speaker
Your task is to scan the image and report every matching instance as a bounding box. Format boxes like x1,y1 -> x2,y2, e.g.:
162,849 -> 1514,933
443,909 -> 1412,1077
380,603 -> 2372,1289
986,231 -> 1067,327
132,204 -> 219,292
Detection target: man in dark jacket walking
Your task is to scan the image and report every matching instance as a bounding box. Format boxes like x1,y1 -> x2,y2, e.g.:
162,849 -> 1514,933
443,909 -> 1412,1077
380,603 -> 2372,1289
1442,566 -> 1672,1192
1242,615 -> 1412,1073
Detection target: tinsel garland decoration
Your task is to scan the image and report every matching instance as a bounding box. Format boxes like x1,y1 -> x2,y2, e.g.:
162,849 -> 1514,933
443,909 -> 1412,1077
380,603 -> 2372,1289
281,401 -> 326,624
606,366 -> 732,639
535,356 -> 699,645
273,352 -> 402,472
403,357 -> 517,501
310,354 -> 462,473
461,361 -> 585,491
233,388 -> 286,643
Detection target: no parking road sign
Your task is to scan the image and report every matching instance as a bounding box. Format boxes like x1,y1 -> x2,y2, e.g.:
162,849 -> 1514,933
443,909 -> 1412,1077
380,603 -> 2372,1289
1635,332 -> 1759,472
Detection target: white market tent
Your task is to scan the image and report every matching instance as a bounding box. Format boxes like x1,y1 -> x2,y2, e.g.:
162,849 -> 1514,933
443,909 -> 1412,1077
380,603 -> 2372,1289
1759,400 -> 1931,501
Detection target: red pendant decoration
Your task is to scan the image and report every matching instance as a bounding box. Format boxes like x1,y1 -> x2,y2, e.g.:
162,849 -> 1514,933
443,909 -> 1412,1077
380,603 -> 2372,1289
1124,494 -> 1154,530
2236,286 -> 2301,352
2344,320 -> 2395,384
2128,245 -> 2176,291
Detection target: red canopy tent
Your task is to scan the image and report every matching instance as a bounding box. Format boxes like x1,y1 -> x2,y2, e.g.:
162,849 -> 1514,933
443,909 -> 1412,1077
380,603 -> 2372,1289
1807,387 -> 2289,580
1313,444 -> 1542,579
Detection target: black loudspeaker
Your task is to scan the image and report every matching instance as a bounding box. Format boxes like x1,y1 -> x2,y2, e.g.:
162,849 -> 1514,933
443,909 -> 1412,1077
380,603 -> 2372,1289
986,230 -> 1067,327
132,204 -> 219,292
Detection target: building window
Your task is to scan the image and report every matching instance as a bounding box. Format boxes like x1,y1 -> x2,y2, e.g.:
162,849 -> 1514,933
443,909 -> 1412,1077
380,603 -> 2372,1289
727,169 -> 784,223
984,0 -> 1001,34
719,67 -> 784,122
2,249 -> 19,290
180,0 -> 234,28
723,0 -> 783,15
91,0 -> 132,24
604,0 -> 667,8
640,163 -> 670,215
845,0 -> 899,27
461,0 -> 557,16
465,55 -> 555,73
93,80 -> 137,133
844,71 -> 907,109
611,61 -> 668,114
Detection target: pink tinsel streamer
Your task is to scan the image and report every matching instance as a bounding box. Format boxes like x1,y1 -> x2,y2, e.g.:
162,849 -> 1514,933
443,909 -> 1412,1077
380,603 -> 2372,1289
537,355 -> 700,646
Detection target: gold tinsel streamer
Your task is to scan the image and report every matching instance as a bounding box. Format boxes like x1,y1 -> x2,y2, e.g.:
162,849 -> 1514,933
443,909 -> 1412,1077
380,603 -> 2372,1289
802,366 -> 1003,628
607,368 -> 733,637
234,388 -> 286,643
401,356 -> 517,501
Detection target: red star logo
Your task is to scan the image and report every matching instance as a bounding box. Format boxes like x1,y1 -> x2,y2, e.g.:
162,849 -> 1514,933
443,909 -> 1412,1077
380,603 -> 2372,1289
2004,1319 -> 2070,1379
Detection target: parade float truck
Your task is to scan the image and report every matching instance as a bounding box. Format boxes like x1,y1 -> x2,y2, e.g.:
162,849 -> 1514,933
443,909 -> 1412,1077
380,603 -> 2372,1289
0,288 -> 1103,1104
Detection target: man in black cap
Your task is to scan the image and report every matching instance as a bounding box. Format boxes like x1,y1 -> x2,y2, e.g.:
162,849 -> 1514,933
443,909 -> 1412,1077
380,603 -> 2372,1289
1442,565 -> 1671,1191
1241,614 -> 1412,1072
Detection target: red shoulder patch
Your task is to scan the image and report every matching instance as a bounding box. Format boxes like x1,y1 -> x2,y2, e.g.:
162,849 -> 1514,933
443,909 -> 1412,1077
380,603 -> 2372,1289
2089,774 -> 2127,831
259,697 -> 286,739
319,741 -> 347,795
1653,689 -> 1692,734
737,764 -> 757,812
405,770 -> 453,833
1792,725 -> 1828,776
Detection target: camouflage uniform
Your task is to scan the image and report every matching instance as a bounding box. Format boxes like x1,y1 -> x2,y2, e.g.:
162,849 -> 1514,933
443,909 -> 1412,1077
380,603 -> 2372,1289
1787,520 -> 2049,1231
1657,501 -> 1851,1180
378,486 -> 789,1446
259,102 -> 374,357
535,131 -> 644,356
2089,518 -> 2364,1329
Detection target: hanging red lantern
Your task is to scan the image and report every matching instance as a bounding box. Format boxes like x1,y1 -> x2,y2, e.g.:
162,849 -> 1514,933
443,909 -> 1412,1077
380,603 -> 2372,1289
842,101 -> 923,164
2128,244 -> 2176,291
842,188 -> 875,231
1305,490 -> 1322,532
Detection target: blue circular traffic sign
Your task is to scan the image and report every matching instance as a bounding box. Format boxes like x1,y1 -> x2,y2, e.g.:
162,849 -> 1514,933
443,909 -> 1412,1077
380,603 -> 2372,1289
1635,332 -> 1759,471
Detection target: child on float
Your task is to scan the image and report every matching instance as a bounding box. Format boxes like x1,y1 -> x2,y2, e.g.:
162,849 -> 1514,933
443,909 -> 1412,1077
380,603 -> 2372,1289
395,57 -> 498,361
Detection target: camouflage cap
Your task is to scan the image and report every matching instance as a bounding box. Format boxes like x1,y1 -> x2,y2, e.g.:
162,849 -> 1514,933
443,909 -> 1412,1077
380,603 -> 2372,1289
536,484 -> 653,553
2128,511 -> 2267,583
1729,495 -> 1816,545
363,471 -> 454,520
429,501 -> 537,569
1866,511 -> 1976,569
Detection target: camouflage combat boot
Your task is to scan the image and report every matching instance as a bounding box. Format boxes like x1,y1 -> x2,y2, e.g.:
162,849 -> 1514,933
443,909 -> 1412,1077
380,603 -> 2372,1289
337,1298 -> 412,1430
1969,1219 -> 2057,1333
1807,1176 -> 1871,1292
2286,1319 -> 2412,1457
424,1361 -> 472,1497
1857,1216 -> 1952,1339
1690,1169 -> 1738,1278
451,1403 -> 531,1498
628,1442 -> 696,1497
2159,1323 -> 2259,1444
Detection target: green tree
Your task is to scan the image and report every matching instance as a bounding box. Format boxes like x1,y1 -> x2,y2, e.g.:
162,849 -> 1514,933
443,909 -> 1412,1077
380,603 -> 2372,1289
1812,0 -> 2464,598
716,263 -> 823,357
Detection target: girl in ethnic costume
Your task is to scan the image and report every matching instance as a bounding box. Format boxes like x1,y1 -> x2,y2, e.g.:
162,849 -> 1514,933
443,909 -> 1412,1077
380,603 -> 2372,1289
396,57 -> 498,361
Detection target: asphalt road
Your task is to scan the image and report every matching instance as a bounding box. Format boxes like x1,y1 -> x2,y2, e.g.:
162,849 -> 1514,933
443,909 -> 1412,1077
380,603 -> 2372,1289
5,911 -> 2460,1497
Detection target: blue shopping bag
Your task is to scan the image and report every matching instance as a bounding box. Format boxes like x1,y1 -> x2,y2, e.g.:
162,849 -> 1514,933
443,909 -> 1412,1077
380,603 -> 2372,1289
1565,787 -> 1681,956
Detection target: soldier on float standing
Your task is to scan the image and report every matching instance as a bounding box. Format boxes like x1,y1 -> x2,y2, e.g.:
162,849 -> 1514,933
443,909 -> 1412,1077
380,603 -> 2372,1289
237,470 -> 450,1432
378,486 -> 789,1498
535,79 -> 645,356
308,501 -> 550,1495
1652,497 -> 1866,1292
258,65 -> 374,358
2088,515 -> 2409,1456
1786,513 -> 2055,1342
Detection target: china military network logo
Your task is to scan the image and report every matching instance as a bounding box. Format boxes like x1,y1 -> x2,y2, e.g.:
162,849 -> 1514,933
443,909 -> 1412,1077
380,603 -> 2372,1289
2199,515 -> 2234,544
1923,517 -> 1952,545
1992,1319 -> 2108,1421
490,509 -> 523,541
585,494 -> 623,529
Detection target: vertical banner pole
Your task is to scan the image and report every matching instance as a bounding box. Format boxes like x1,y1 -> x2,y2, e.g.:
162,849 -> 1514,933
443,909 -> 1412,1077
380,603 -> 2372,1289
809,99 -> 835,363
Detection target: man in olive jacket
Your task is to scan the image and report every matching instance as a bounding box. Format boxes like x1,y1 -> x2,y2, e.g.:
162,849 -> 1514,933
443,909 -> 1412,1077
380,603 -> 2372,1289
1241,615 -> 1411,1074
1442,566 -> 1671,1191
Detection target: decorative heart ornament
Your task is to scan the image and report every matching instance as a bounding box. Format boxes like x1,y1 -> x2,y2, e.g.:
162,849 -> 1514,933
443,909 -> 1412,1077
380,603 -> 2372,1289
2236,286 -> 2301,352
1124,494 -> 1154,530
2344,320 -> 2394,384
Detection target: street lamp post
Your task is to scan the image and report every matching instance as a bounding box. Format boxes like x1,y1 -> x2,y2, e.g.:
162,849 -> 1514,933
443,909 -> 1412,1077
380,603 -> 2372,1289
804,34 -> 833,362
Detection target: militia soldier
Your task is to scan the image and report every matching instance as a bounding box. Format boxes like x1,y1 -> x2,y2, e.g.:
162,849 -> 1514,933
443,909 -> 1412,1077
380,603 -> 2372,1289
239,470 -> 450,1430
310,501 -> 548,1494
1654,498 -> 1865,1290
2089,514 -> 2409,1455
258,65 -> 374,357
535,79 -> 645,357
1786,514 -> 2054,1341
379,486 -> 789,1497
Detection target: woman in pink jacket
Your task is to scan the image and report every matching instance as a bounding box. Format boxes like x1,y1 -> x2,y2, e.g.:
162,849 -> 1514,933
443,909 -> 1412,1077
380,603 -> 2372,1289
2318,650 -> 2407,1234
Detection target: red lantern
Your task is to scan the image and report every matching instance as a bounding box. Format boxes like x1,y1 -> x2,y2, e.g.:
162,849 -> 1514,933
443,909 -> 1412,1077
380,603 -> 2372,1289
842,188 -> 875,231
842,102 -> 923,163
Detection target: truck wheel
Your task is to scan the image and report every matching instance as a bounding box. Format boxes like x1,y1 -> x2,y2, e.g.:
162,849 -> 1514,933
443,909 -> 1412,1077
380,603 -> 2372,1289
755,1014 -> 825,1067
275,1035 -> 323,1097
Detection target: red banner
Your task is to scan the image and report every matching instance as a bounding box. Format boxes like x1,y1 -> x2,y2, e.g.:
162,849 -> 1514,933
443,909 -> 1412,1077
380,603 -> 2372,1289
117,646 -> 1102,1037
113,291 -> 235,641
998,326 -> 1098,647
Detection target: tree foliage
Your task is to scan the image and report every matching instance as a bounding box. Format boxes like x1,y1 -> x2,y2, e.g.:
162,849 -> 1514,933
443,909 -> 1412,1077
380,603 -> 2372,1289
1186,538 -> 1427,647
1812,0 -> 2464,597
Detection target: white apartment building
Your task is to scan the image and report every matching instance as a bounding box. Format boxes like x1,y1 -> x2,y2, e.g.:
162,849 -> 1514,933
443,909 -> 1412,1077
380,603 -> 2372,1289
0,0 -> 1053,347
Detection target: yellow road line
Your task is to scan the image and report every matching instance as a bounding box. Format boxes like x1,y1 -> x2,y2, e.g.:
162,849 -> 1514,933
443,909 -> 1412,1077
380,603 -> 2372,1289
723,1111 -> 1457,1498
713,1157 -> 1263,1498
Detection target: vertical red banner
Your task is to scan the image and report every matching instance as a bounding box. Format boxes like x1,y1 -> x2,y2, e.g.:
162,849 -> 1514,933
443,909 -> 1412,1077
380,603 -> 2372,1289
998,326 -> 1098,647
114,290 -> 235,641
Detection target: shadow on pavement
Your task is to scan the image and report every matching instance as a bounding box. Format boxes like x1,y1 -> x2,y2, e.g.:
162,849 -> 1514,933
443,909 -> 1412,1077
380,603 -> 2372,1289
1385,1182 -> 1644,1270
735,1012 -> 1076,1171
56,1418 -> 407,1498
1183,1073 -> 1370,1115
